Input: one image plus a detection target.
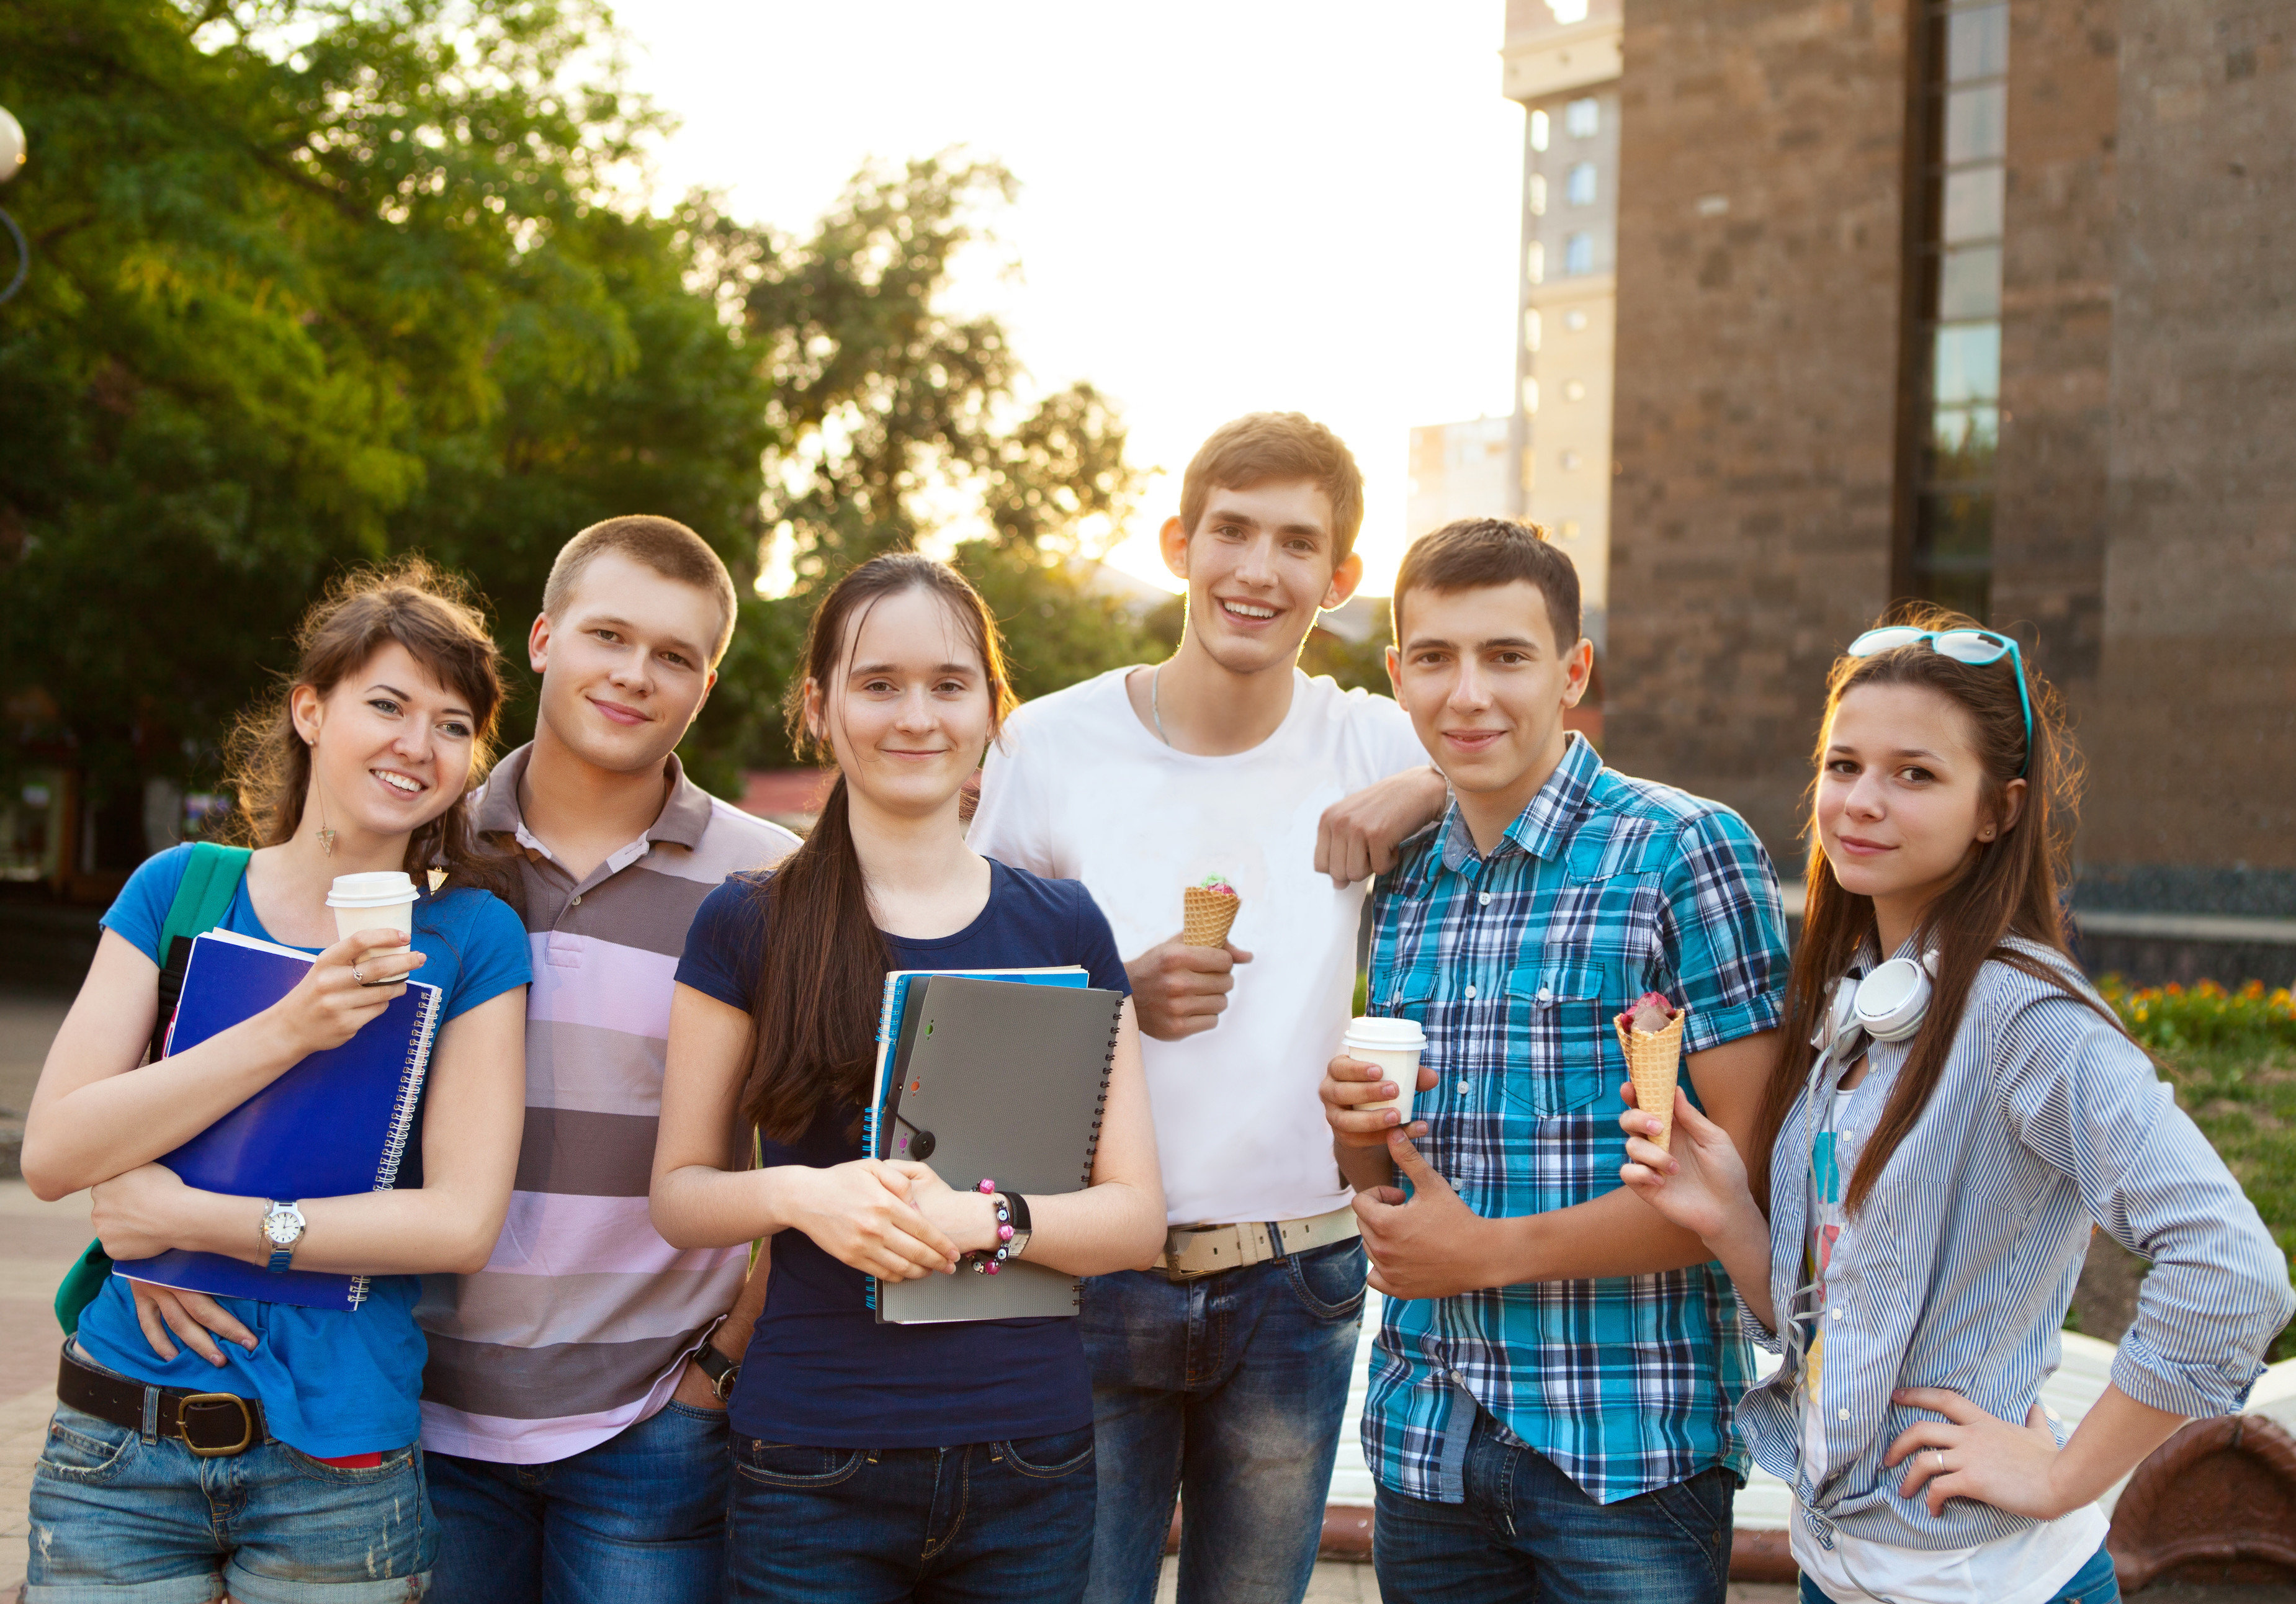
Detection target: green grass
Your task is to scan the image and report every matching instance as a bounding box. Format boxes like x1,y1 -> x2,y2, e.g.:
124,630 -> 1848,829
2155,1039 -> 2296,1364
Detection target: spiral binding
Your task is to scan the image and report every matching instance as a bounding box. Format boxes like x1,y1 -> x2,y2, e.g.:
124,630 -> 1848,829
351,982 -> 442,1309
1078,1007 -> 1122,1187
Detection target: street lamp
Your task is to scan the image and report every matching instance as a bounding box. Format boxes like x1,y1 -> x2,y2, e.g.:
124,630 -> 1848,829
0,105 -> 26,306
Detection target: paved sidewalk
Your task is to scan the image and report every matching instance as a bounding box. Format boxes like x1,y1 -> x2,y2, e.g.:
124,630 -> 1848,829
1,1180 -> 87,1595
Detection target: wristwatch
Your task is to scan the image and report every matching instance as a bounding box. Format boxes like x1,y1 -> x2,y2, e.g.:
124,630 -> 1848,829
692,1342 -> 741,1403
1001,1191 -> 1033,1261
260,1201 -> 307,1273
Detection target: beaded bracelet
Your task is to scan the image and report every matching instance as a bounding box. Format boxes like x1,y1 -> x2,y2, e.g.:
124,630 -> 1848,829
968,1178 -> 1016,1275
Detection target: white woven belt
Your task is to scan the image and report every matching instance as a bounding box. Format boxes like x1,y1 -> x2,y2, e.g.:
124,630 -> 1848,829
1157,1205 -> 1361,1281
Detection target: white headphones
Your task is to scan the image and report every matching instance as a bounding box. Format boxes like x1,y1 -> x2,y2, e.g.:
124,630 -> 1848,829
1819,951 -> 1940,1049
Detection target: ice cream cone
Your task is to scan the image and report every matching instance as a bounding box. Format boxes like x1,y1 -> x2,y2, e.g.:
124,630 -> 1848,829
1616,1010 -> 1688,1150
1182,885 -> 1241,948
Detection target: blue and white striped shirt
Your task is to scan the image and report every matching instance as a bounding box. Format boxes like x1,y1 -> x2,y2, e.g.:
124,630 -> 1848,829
1740,938 -> 2296,1553
1361,733 -> 1790,1505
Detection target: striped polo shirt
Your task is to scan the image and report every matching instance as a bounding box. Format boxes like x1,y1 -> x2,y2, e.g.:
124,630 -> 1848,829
415,743 -> 800,1464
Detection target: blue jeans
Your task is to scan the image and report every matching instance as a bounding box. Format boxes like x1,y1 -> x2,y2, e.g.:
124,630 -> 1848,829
723,1425 -> 1096,1602
25,1402 -> 431,1603
1080,1237 -> 1367,1604
426,1399 -> 730,1604
1373,1404 -> 1734,1604
1798,1541 -> 2120,1604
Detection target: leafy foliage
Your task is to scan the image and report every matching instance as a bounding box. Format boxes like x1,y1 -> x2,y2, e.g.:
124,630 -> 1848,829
0,0 -> 773,800
1,1 -> 1160,810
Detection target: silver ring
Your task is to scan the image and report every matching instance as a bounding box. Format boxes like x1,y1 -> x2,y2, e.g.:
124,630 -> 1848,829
351,965 -> 365,985
1932,1449 -> 1945,1472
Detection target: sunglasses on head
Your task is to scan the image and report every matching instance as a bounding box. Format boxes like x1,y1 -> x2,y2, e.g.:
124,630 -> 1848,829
1844,626 -> 2033,777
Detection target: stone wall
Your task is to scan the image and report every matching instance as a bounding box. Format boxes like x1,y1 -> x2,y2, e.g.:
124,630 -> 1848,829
2083,0 -> 2296,882
1608,0 -> 2296,906
1989,0 -> 2119,706
1607,0 -> 1912,858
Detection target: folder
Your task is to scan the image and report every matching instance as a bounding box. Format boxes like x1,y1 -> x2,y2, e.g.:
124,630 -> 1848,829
862,970 -> 1123,1324
112,930 -> 444,1312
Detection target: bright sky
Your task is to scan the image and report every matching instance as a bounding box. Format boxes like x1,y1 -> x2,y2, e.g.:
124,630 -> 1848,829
616,2 -> 1525,596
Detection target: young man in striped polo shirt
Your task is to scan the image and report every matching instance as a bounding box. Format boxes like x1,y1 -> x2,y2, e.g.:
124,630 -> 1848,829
418,517 -> 799,1604
1321,518 -> 1790,1604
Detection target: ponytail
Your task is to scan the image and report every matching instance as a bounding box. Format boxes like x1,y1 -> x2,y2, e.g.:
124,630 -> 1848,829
738,778 -> 888,1144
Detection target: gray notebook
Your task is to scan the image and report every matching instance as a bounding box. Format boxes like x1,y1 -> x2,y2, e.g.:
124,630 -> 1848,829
865,973 -> 1124,1324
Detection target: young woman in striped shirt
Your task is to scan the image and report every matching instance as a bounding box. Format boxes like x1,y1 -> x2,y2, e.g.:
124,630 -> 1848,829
1618,607 -> 2294,1604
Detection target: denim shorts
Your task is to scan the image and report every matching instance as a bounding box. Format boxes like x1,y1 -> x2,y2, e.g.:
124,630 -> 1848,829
25,1402 -> 433,1603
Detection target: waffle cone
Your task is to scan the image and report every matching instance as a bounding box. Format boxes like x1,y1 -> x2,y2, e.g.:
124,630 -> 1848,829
1615,1010 -> 1688,1150
1182,885 -> 1241,948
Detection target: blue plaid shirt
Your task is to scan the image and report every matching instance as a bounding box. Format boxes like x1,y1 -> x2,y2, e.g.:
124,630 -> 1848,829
1361,733 -> 1790,1505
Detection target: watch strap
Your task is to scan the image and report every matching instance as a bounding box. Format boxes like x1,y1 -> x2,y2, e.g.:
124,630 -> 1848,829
693,1340 -> 740,1402
262,1201 -> 302,1274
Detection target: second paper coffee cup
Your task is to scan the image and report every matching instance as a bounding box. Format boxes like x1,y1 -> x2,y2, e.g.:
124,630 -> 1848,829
328,871 -> 418,957
1343,1016 -> 1428,1125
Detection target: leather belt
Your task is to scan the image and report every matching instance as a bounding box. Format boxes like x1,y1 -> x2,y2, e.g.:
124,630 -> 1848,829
56,1342 -> 267,1458
1157,1205 -> 1360,1282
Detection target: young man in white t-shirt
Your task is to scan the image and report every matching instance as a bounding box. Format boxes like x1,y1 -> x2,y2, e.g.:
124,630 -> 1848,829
969,413 -> 1447,1604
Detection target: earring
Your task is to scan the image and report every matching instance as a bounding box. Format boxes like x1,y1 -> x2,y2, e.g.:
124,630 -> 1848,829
310,741 -> 338,858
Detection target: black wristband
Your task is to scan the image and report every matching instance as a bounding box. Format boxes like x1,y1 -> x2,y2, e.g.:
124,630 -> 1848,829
1003,1191 -> 1032,1234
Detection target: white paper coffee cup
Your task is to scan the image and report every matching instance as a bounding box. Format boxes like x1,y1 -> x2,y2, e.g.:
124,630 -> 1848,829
1342,1016 -> 1428,1126
328,871 -> 418,956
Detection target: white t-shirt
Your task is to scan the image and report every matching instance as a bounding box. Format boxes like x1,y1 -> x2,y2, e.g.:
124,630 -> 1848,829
969,666 -> 1430,1226
1792,1500 -> 2108,1604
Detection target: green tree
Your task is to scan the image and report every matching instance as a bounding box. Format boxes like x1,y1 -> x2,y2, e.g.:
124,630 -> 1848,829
0,1 -> 1159,830
721,157 -> 1160,761
0,0 -> 775,810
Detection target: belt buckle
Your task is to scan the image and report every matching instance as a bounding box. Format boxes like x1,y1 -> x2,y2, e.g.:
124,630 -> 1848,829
177,1393 -> 255,1457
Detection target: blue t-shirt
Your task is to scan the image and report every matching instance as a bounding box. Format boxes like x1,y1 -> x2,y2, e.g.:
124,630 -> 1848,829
676,857 -> 1130,1449
79,843 -> 531,1457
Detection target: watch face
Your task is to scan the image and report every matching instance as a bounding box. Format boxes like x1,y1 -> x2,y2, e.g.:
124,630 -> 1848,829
262,1210 -> 300,1245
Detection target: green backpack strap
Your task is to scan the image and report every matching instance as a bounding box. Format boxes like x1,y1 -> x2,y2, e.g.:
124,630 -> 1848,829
55,843 -> 253,1337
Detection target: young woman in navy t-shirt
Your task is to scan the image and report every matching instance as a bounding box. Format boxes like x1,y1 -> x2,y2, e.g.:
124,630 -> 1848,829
653,553 -> 1165,1603
21,562 -> 531,1600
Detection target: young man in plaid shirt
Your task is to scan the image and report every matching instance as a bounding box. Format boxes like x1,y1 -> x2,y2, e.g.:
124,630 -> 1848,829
1321,518 -> 1790,1604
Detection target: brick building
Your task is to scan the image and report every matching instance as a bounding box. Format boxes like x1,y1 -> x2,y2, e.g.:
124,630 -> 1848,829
1551,0 -> 2295,959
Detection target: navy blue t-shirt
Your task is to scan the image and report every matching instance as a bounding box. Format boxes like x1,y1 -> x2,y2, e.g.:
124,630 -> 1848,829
676,857 -> 1131,1449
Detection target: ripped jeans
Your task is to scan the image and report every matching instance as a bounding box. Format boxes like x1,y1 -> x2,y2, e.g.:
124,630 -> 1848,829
25,1401 -> 431,1603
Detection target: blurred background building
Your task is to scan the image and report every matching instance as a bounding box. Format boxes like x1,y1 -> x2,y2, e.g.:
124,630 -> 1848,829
1503,0 -> 2296,976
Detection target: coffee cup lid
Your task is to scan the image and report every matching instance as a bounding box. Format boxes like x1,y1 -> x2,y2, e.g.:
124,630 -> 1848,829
327,871 -> 418,907
1343,1015 -> 1426,1049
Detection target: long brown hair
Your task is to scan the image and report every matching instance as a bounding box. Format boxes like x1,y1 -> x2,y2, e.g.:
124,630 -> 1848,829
739,553 -> 1018,1144
222,558 -> 516,903
1749,605 -> 2099,1214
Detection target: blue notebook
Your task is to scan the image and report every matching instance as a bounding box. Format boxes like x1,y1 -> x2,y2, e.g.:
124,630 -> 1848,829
112,929 -> 444,1312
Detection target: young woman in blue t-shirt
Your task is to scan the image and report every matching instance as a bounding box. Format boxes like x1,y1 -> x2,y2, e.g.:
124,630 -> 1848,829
22,561 -> 531,1602
652,552 -> 1165,1604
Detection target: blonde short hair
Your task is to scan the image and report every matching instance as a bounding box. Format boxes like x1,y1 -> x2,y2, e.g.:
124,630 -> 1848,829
542,516 -> 739,665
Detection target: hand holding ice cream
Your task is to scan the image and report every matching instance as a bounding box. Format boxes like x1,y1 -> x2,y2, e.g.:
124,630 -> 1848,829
1616,991 -> 1688,1150
1182,874 -> 1241,948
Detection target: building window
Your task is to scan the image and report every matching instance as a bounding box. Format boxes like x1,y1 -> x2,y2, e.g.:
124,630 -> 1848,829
1567,162 -> 1597,206
1522,377 -> 1540,414
1528,173 -> 1548,216
1559,519 -> 1582,540
1564,308 -> 1589,332
1561,449 -> 1581,470
1530,108 -> 1550,152
1527,240 -> 1545,285
1563,233 -> 1594,276
1524,309 -> 1542,352
1566,97 -> 1599,138
1563,378 -> 1586,401
1903,0 -> 2007,621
